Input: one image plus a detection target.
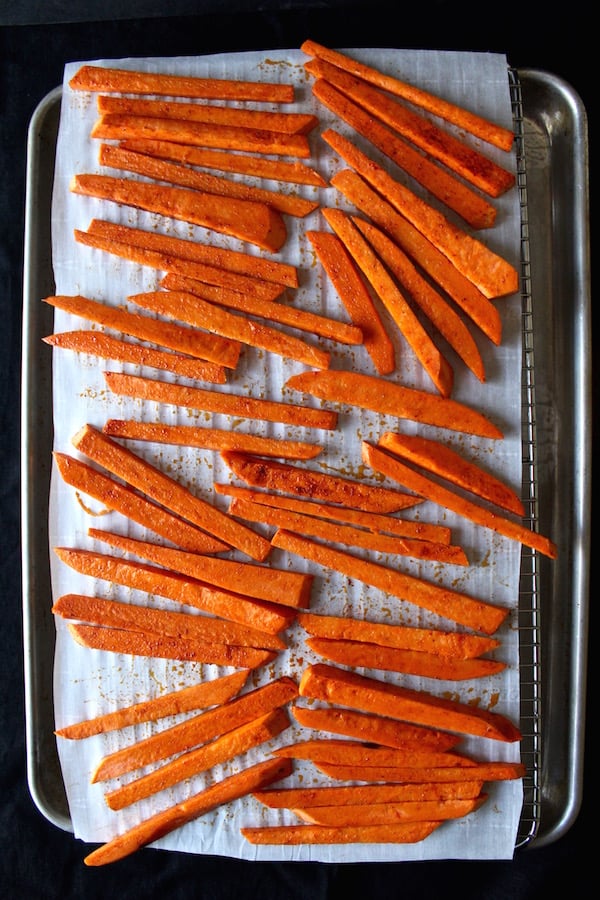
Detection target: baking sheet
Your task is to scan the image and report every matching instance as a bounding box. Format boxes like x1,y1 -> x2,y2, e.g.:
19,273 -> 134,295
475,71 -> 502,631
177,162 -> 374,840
20,57 -> 590,856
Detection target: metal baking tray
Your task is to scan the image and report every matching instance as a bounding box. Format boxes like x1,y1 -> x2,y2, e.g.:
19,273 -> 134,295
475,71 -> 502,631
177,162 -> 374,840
21,69 -> 590,849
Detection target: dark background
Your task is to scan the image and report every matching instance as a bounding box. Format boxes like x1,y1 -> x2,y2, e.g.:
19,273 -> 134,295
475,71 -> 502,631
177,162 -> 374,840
1,3 -> 593,897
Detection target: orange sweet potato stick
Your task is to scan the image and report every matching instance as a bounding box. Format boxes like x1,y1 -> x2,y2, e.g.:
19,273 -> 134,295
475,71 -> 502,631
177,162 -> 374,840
84,757 -> 293,866
240,821 -> 441,845
300,663 -> 522,742
300,41 -> 514,151
53,452 -> 229,555
70,174 -> 288,253
52,593 -> 286,652
296,611 -> 500,659
67,622 -> 277,669
306,638 -> 506,681
310,79 -> 496,230
317,210 -> 454,397
127,289 -> 331,370
228,496 -> 468,566
351,216 -> 485,383
119,139 -> 327,186
87,528 -> 313,610
315,762 -> 525,783
214,483 -> 448,544
290,705 -> 461,751
43,295 -> 240,368
306,229 -> 395,375
272,739 -> 475,768
253,780 -> 484,808
363,441 -> 558,560
306,58 -> 515,198
326,174 -> 502,345
99,144 -> 319,218
285,369 -> 503,439
379,431 -> 524,516
103,371 -> 339,431
43,331 -> 227,383
91,114 -> 311,158
97,94 -> 318,134
295,796 -> 486,826
160,272 -> 364,347
55,671 -> 249,740
272,530 -> 509,635
92,677 -> 298,782
72,424 -> 271,561
69,64 -> 295,103
85,218 -> 298,287
104,707 -> 291,810
56,546 -> 295,635
102,419 -> 323,461
322,128 -> 518,299
220,451 -> 422,513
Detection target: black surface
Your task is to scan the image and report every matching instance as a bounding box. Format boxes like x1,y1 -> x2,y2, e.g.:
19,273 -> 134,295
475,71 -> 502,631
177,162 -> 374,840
2,4 -> 593,897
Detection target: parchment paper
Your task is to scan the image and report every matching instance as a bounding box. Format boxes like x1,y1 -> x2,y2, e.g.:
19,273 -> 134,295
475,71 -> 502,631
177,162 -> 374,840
49,48 -> 523,861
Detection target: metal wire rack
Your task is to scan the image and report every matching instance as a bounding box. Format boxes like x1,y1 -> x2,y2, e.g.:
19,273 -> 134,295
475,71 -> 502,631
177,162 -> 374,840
510,67 -> 543,849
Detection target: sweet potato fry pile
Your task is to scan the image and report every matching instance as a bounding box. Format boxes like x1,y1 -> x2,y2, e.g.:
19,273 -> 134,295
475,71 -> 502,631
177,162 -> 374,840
46,49 -> 555,864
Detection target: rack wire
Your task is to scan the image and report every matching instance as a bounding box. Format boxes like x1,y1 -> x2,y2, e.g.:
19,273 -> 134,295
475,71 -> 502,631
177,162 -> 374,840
510,68 -> 543,849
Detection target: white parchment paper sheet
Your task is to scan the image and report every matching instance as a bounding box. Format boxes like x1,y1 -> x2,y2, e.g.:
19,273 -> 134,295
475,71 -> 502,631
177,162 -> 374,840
49,48 -> 523,861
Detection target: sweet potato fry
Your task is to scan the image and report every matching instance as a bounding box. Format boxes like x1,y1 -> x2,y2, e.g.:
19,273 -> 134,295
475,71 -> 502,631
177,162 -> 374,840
351,216 -> 485,383
104,707 -> 290,810
240,821 -> 440,845
322,129 -> 518,299
92,677 -> 298,782
273,531 -> 508,635
297,611 -> 501,659
72,424 -> 271,561
220,451 -> 422,513
128,289 -> 331,370
325,174 -> 502,344
315,762 -> 525,784
67,622 -> 277,668
70,174 -> 288,253
43,294 -> 240,368
103,371 -> 338,431
300,41 -> 515,151
69,64 -> 295,103
119,139 -> 327,186
379,431 -> 524,516
56,546 -> 296,635
214,484 -> 448,544
88,528 -> 314,610
97,94 -> 317,134
85,218 -> 296,287
92,114 -> 310,158
55,671 -> 249,740
160,273 -> 364,347
285,369 -> 503,439
290,705 -> 462,751
306,638 -> 506,680
103,419 -> 322,461
53,452 -> 229,555
363,442 -> 558,560
99,144 -> 319,218
296,796 -> 486,826
228,496 -> 468,565
306,58 -> 515,198
253,780 -> 484,808
52,593 -> 286,652
300,664 -> 522,742
306,229 -> 395,375
315,210 -> 454,397
272,739 -> 474,768
84,757 -> 293,866
43,331 -> 227,383
310,79 -> 496,230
